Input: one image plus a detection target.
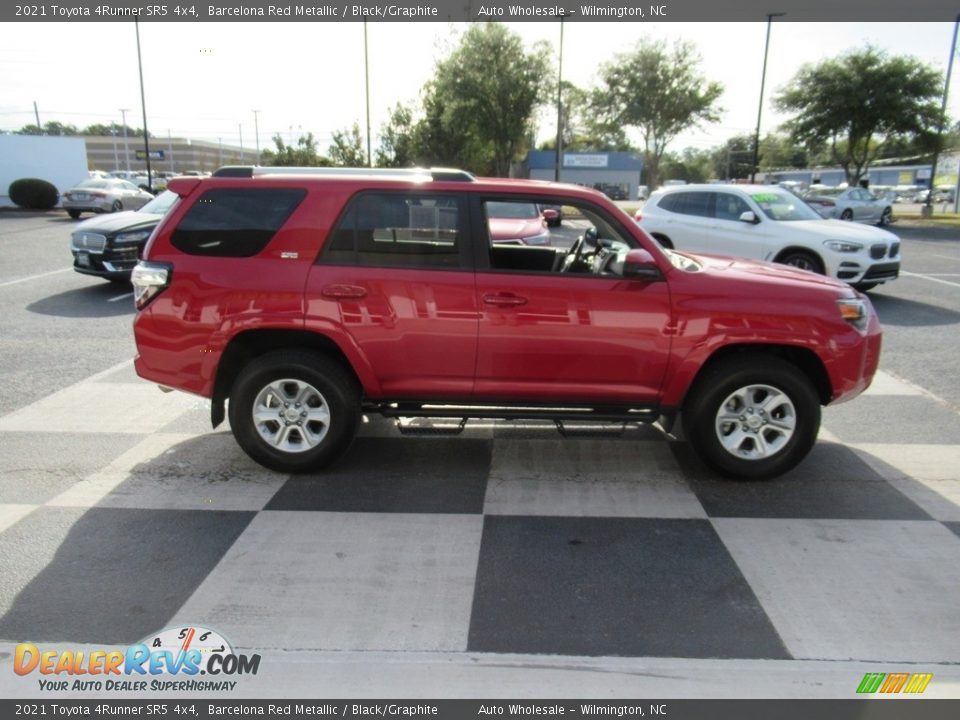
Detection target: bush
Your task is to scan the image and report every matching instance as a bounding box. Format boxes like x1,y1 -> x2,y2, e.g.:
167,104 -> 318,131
8,178 -> 59,210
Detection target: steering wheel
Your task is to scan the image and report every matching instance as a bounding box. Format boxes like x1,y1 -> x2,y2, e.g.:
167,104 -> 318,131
563,227 -> 598,273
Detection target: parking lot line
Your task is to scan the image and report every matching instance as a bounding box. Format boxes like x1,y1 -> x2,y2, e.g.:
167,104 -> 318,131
108,292 -> 133,303
0,267 -> 71,289
900,271 -> 960,289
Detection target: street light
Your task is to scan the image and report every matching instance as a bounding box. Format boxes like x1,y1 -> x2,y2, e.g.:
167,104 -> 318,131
554,15 -> 565,183
364,21 -> 372,167
134,19 -> 153,192
924,14 -> 960,218
751,12 -> 785,184
119,108 -> 131,173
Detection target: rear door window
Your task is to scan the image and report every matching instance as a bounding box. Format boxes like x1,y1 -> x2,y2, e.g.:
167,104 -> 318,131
171,188 -> 306,257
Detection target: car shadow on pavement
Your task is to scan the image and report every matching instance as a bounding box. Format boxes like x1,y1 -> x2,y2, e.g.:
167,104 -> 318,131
868,293 -> 960,327
26,283 -> 134,318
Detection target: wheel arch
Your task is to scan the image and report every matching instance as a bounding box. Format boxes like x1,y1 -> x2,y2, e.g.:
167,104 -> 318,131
772,246 -> 826,274
649,232 -> 673,249
211,329 -> 369,428
679,343 -> 833,409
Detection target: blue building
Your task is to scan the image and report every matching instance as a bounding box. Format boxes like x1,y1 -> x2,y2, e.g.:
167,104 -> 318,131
522,151 -> 644,200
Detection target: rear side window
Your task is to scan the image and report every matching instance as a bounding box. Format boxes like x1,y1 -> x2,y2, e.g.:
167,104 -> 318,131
321,192 -> 464,269
658,192 -> 712,217
171,188 -> 306,257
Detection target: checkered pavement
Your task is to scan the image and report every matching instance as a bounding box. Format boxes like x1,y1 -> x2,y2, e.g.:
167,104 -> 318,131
1,361 -> 959,691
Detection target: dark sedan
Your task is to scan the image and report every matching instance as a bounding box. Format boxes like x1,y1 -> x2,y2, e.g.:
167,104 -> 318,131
70,190 -> 178,282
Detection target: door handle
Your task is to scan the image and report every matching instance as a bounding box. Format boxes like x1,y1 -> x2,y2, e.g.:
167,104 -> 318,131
321,284 -> 367,299
482,293 -> 527,307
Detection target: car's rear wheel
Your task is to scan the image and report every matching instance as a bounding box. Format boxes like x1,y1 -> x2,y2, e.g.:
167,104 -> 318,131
111,200 -> 123,212
682,355 -> 821,479
651,233 -> 674,250
229,351 -> 360,473
878,207 -> 892,226
67,210 -> 81,219
777,250 -> 824,274
840,209 -> 853,221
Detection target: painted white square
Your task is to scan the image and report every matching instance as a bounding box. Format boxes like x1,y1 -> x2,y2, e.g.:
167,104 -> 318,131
713,518 -> 960,662
172,512 -> 484,652
0,504 -> 37,533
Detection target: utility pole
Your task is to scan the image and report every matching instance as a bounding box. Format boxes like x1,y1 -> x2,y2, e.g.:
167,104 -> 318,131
925,14 -> 959,217
110,123 -> 119,171
751,13 -> 785,183
168,129 -> 174,173
33,101 -> 41,133
239,124 -> 244,162
119,108 -> 131,173
364,21 -> 372,167
135,19 -> 153,191
554,16 -> 565,182
252,110 -> 261,165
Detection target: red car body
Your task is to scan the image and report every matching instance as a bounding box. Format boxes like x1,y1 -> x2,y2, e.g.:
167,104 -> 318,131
132,169 -> 881,479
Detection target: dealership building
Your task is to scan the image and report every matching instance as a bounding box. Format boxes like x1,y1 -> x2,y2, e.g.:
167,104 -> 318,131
521,151 -> 645,199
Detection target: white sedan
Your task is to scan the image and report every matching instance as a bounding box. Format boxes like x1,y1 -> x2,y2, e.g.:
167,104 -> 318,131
635,184 -> 900,291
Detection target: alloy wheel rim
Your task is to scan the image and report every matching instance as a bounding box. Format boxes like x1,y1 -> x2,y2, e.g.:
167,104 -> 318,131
252,378 -> 331,453
714,384 -> 796,460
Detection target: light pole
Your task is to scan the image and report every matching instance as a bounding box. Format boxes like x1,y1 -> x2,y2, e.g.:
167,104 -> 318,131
364,21 -> 372,167
110,123 -> 119,171
554,15 -> 565,183
239,124 -> 244,163
119,108 -> 131,174
751,12 -> 785,184
134,19 -> 153,191
252,110 -> 261,165
924,14 -> 960,217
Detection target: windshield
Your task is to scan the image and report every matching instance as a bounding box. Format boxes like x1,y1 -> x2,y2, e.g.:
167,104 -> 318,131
139,190 -> 178,214
487,201 -> 539,219
750,190 -> 824,221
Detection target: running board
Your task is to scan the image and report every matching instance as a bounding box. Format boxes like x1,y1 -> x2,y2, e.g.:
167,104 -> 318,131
369,402 -> 660,424
395,418 -> 468,436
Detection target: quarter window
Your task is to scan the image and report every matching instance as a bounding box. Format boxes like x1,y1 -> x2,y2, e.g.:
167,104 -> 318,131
171,188 -> 306,257
321,192 -> 464,269
659,192 -> 712,217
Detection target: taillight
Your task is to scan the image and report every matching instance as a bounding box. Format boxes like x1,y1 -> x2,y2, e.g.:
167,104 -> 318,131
634,210 -> 643,222
131,261 -> 172,310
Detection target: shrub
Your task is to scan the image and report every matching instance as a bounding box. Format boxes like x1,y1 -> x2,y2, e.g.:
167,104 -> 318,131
8,178 -> 59,210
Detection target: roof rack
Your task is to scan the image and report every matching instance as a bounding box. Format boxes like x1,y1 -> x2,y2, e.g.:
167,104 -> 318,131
211,166 -> 475,182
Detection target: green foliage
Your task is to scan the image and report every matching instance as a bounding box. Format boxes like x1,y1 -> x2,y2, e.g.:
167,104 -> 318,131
758,133 -> 812,170
376,104 -> 415,167
660,147 -> 714,184
8,178 -> 59,209
17,121 -> 149,137
413,23 -> 551,176
82,123 -> 148,137
775,45 -> 943,185
260,133 -> 331,167
539,81 -> 633,153
593,38 -> 723,189
329,123 -> 368,167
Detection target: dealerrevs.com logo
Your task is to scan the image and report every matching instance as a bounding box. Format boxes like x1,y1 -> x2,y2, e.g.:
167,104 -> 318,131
13,626 -> 261,692
856,672 -> 933,694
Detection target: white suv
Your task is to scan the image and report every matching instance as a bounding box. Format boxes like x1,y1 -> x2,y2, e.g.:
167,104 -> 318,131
636,184 -> 900,291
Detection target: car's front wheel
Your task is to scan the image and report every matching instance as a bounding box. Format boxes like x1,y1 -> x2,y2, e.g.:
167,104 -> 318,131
682,356 -> 821,479
67,210 -> 81,219
777,250 -> 824,274
111,200 -> 123,212
229,351 -> 360,473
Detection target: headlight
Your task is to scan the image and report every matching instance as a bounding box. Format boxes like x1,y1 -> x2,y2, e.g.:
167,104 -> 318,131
114,229 -> 153,244
824,240 -> 863,253
837,298 -> 868,331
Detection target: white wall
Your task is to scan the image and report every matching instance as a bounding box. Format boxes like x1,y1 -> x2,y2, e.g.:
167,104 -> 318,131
0,135 -> 88,208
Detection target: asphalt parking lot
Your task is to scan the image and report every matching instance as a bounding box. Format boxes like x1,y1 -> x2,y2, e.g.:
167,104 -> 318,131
0,210 -> 959,698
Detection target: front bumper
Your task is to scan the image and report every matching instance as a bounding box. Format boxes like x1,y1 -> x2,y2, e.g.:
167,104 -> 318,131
71,242 -> 142,279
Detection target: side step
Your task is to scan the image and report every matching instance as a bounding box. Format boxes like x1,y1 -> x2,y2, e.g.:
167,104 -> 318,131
395,418 -> 468,436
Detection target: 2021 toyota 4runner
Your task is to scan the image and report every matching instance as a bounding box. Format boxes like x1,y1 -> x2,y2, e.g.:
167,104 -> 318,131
131,167 -> 882,480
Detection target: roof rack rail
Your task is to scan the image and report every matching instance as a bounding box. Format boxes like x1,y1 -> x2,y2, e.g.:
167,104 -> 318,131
211,166 -> 475,182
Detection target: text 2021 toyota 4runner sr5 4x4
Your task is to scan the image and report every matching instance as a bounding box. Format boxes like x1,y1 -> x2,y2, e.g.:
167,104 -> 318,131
131,167 -> 882,480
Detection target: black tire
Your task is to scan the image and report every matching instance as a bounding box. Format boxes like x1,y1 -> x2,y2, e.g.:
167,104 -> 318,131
67,210 -> 81,219
682,355 -> 821,480
878,207 -> 892,226
853,282 -> 878,292
111,200 -> 122,213
777,250 -> 824,274
228,350 -> 360,473
652,234 -> 674,250
840,209 -> 853,221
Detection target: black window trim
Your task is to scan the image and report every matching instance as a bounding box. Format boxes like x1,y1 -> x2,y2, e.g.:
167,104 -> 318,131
316,189 -> 474,272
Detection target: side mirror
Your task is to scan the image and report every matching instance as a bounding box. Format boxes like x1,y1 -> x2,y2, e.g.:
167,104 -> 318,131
541,208 -> 559,222
739,211 -> 760,224
623,248 -> 663,281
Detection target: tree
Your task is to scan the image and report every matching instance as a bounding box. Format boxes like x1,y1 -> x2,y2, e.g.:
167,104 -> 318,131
415,23 -> 551,176
538,81 -> 633,153
592,39 -> 723,190
758,132 -> 812,170
260,133 -> 330,167
329,122 -> 367,167
376,103 -> 415,167
16,120 -> 79,136
774,46 -> 943,185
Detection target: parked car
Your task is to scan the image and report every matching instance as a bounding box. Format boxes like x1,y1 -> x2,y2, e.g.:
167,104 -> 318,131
802,187 -> 894,225
486,201 -> 553,245
62,179 -> 156,219
635,184 -> 899,292
130,167 -> 881,480
70,190 -> 178,282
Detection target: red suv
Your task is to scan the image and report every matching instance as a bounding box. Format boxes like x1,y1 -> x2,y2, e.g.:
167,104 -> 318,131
131,167 -> 881,479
